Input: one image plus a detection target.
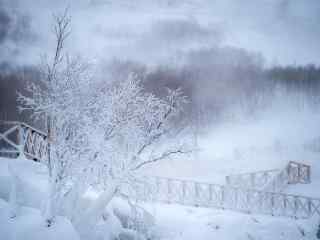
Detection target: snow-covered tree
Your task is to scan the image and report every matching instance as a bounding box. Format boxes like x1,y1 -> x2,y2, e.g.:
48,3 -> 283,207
18,10 -> 95,226
73,75 -> 189,235
18,10 -> 190,233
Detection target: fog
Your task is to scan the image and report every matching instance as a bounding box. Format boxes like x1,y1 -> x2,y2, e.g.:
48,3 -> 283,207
1,0 -> 320,177
0,0 -> 319,66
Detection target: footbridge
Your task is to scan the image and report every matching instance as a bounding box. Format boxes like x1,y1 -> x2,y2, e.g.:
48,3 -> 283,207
1,121 -> 319,219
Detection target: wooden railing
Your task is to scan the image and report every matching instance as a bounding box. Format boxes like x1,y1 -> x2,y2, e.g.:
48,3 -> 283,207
225,161 -> 311,192
1,121 -> 319,219
128,176 -> 320,219
0,121 -> 48,161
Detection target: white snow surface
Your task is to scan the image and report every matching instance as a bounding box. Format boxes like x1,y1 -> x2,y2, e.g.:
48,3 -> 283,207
0,154 -> 319,239
1,106 -> 320,239
143,203 -> 318,240
0,198 -> 79,240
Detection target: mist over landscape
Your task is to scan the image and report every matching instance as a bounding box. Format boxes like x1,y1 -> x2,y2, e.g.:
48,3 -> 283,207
1,0 -> 319,164
0,1 -> 320,239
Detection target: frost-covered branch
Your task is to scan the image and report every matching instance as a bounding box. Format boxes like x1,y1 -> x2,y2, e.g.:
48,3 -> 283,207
131,148 -> 192,171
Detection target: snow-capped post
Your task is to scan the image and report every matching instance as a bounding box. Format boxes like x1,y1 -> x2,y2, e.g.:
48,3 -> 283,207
17,124 -> 25,160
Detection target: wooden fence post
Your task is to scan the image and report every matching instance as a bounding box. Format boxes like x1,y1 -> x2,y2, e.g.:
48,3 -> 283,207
17,124 -> 25,159
182,181 -> 186,204
194,182 -> 199,206
226,176 -> 230,185
209,184 -> 213,202
220,186 -> 225,209
294,196 -> 299,219
167,178 -> 171,203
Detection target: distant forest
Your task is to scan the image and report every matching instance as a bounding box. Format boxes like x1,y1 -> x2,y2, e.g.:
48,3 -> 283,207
1,53 -> 320,128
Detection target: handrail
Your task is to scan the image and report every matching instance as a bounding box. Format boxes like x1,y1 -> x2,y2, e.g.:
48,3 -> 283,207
0,121 -> 48,161
128,175 -> 320,219
0,120 -> 47,137
1,121 -> 318,219
225,161 -> 311,192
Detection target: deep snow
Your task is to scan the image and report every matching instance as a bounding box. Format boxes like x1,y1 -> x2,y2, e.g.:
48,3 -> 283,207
0,153 -> 319,239
1,102 -> 320,239
0,198 -> 80,240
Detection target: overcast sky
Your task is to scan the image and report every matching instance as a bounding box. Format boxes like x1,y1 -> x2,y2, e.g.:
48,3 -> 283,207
0,0 -> 319,67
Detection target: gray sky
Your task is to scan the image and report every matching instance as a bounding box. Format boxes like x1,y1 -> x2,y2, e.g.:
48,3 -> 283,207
0,0 -> 319,67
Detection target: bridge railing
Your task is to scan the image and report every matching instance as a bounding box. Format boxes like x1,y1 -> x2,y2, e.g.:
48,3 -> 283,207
128,176 -> 320,219
1,121 -> 318,219
225,161 -> 311,192
225,169 -> 280,190
0,121 -> 48,162
286,161 -> 311,184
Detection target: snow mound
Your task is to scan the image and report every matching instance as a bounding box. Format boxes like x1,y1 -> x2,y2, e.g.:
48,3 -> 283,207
0,157 -> 48,209
0,198 -> 79,240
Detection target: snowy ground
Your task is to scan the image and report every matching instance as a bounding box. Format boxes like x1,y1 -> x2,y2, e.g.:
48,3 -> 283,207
146,107 -> 320,193
0,154 -> 319,240
1,107 -> 320,239
0,198 -> 79,240
143,203 -> 318,240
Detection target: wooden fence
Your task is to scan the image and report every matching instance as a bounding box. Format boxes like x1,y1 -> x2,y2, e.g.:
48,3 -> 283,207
0,121 -> 48,161
1,121 -> 319,219
129,176 -> 320,219
225,161 -> 311,192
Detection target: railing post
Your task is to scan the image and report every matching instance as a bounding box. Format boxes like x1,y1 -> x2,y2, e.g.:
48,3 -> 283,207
225,176 -> 230,185
257,191 -> 263,212
209,184 -> 213,202
17,124 -> 25,159
246,189 -> 251,213
287,163 -> 291,184
307,199 -> 312,218
194,182 -> 199,206
167,178 -> 171,203
220,186 -> 225,209
283,195 -> 287,216
298,164 -> 301,183
294,196 -> 299,219
307,165 -> 311,183
182,181 -> 186,204
270,193 -> 275,216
